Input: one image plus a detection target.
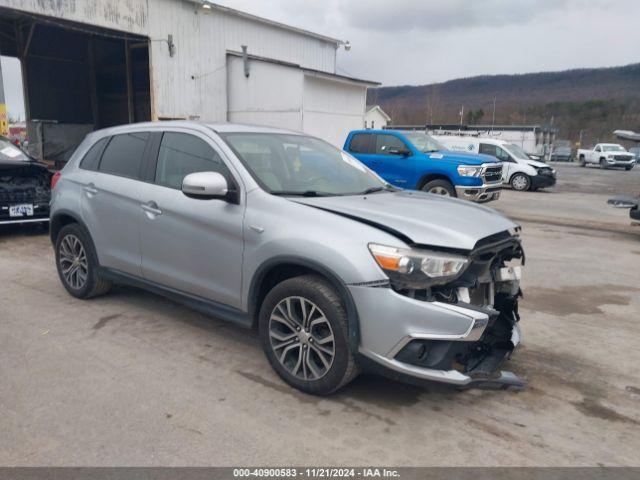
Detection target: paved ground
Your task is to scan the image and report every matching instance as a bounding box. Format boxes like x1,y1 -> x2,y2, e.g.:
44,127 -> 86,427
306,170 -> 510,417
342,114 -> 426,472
1,163 -> 639,466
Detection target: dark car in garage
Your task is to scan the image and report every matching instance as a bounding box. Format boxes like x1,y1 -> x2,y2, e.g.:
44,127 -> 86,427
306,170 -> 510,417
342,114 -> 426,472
0,136 -> 52,226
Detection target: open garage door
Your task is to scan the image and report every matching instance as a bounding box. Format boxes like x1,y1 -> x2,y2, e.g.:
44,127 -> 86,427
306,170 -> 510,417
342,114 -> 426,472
0,8 -> 151,166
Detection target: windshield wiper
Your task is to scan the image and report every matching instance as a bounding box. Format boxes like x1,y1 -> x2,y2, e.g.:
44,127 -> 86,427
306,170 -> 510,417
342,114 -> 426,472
271,190 -> 333,197
359,186 -> 396,195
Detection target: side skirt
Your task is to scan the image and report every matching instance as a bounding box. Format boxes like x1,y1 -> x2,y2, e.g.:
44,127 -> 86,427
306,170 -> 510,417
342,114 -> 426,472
98,267 -> 252,329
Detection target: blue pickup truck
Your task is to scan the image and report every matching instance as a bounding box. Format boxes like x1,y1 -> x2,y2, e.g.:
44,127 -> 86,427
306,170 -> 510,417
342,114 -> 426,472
344,130 -> 503,202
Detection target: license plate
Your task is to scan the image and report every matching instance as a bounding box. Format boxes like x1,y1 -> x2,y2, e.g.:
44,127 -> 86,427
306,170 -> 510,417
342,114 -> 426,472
9,204 -> 34,217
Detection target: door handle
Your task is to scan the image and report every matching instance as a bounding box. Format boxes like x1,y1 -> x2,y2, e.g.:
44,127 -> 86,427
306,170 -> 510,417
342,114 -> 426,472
83,183 -> 98,196
141,201 -> 162,216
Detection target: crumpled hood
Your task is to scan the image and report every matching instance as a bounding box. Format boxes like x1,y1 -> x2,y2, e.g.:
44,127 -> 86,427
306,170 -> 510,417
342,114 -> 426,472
292,190 -> 518,251
522,159 -> 550,168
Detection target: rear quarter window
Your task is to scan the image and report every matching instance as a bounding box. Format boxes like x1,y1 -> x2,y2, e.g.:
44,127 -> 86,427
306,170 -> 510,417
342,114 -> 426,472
79,138 -> 108,171
98,132 -> 149,179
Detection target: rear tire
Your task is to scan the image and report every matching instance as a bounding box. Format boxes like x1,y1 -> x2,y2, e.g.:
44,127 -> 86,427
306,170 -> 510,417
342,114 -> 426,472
510,173 -> 531,191
258,275 -> 358,395
422,179 -> 456,197
55,223 -> 112,299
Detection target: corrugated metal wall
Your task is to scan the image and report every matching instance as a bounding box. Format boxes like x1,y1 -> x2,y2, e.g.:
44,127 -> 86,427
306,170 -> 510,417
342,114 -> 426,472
302,75 -> 368,147
227,55 -> 303,130
2,0 -> 338,122
0,0 -> 148,34
147,0 -> 337,121
226,56 -> 368,147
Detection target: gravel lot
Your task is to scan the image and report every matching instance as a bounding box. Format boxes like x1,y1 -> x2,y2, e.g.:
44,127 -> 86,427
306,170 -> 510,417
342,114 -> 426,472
1,163 -> 639,466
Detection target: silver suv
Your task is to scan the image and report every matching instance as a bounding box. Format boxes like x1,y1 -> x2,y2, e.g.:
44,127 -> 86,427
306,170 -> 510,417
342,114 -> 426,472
51,122 -> 526,394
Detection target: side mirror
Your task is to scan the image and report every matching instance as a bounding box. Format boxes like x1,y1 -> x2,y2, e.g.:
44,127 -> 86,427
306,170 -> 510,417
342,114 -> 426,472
182,171 -> 229,200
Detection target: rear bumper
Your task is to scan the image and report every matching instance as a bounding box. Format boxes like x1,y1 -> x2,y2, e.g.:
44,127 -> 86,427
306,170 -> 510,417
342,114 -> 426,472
0,217 -> 49,225
455,184 -> 502,203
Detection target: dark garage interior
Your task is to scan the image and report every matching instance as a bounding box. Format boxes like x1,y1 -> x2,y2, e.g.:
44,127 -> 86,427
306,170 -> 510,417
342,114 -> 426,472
0,7 -> 151,165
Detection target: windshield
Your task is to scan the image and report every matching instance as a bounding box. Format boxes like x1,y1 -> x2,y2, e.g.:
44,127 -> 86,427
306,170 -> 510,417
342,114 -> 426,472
602,145 -> 626,152
402,132 -> 446,153
504,143 -> 531,160
221,133 -> 389,196
0,138 -> 30,162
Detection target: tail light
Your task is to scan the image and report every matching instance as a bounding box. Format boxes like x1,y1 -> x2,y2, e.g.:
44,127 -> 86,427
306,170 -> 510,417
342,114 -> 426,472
51,171 -> 61,190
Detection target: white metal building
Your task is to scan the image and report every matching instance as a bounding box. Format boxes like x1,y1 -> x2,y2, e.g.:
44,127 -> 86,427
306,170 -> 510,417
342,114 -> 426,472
0,0 -> 377,162
364,105 -> 390,130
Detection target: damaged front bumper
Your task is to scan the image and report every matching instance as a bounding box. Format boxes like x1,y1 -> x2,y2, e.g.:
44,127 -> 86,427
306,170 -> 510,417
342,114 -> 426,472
351,234 -> 526,390
355,295 -> 524,389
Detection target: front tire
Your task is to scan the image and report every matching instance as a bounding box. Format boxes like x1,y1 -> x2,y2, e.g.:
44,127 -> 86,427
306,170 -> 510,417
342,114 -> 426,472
625,166 -> 633,171
55,223 -> 112,299
600,159 -> 607,170
510,173 -> 531,191
579,156 -> 586,167
422,179 -> 456,197
258,275 -> 358,395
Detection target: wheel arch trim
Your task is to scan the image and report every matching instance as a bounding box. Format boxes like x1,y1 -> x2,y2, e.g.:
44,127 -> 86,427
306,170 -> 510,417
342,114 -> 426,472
50,209 -> 89,245
247,255 -> 361,354
416,173 -> 453,190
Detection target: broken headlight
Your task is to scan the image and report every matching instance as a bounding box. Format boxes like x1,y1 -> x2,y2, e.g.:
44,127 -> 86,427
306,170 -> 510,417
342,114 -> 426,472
368,243 -> 469,289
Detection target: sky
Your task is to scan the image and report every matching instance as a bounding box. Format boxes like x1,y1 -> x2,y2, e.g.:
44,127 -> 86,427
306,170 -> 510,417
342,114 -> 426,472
2,0 -> 640,120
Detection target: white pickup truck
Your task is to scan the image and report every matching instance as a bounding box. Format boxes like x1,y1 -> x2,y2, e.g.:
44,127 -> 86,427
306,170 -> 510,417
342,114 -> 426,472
577,143 -> 635,170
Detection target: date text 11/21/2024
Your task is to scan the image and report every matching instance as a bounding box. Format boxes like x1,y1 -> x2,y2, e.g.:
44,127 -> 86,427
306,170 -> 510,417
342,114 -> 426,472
232,468 -> 400,478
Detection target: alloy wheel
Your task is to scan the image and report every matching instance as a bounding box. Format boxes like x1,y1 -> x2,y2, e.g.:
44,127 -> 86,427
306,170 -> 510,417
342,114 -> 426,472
429,186 -> 450,196
59,234 -> 89,290
268,296 -> 335,381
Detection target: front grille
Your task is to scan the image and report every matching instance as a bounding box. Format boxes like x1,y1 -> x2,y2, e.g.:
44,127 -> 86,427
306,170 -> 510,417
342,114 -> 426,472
483,165 -> 502,183
538,168 -> 554,176
614,155 -> 632,161
0,187 -> 49,203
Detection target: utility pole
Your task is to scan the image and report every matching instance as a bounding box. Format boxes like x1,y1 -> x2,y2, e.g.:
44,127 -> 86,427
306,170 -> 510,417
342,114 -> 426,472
459,105 -> 464,126
491,95 -> 496,132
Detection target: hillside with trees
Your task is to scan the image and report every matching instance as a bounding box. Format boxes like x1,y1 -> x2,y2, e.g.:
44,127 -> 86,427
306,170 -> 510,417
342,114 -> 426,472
367,63 -> 640,147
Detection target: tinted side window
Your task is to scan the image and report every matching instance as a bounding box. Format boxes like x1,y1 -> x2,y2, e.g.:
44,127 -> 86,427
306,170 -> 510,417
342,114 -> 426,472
99,132 -> 149,179
348,134 -> 372,154
495,146 -> 512,162
375,134 -> 407,155
79,138 -> 108,171
480,143 -> 511,162
479,143 -> 496,156
155,132 -> 229,190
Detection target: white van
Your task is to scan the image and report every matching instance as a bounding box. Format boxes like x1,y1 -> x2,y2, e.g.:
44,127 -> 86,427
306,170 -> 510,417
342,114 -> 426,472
432,136 -> 557,191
